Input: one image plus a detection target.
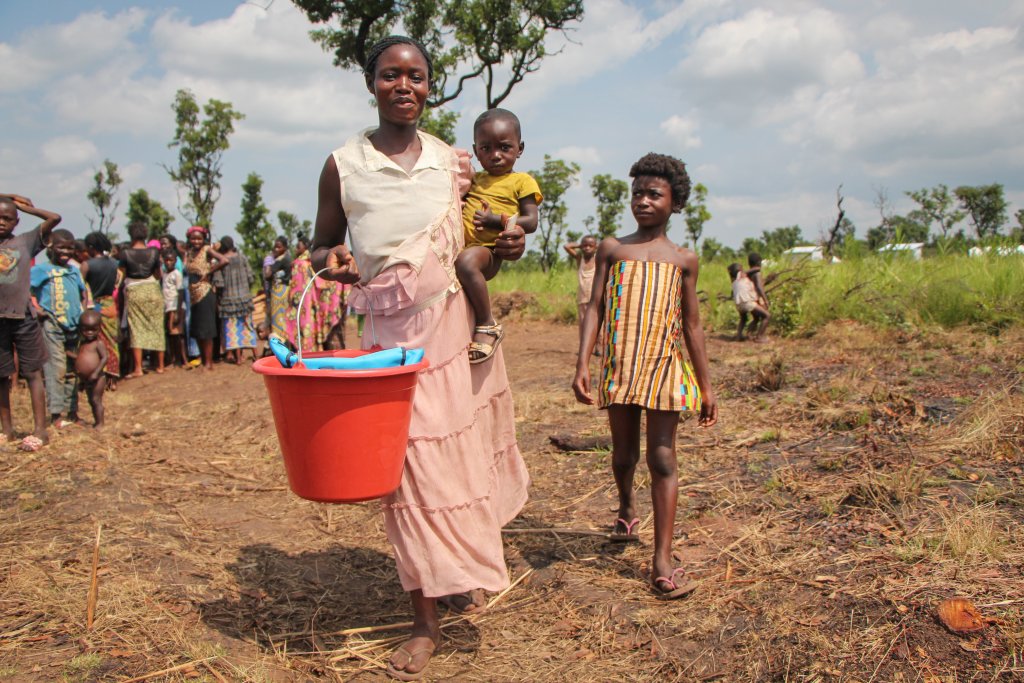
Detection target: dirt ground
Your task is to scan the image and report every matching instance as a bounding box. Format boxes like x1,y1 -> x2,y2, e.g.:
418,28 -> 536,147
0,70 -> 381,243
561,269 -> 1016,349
1,318 -> 1023,682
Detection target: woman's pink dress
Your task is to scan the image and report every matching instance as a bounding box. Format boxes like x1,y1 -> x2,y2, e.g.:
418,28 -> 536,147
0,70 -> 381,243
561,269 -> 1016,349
339,129 -> 529,597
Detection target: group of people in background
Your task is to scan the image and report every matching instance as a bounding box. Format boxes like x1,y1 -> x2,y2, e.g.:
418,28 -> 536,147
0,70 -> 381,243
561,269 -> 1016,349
0,190 -> 349,451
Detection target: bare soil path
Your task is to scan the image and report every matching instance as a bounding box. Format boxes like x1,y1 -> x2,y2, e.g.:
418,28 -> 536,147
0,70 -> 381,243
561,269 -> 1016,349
2,320 -> 1022,681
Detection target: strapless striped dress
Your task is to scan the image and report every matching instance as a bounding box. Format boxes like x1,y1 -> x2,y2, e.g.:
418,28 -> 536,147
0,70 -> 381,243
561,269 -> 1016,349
598,260 -> 701,412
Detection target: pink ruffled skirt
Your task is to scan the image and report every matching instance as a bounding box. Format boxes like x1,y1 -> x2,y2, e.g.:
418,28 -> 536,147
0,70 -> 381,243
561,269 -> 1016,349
350,252 -> 529,597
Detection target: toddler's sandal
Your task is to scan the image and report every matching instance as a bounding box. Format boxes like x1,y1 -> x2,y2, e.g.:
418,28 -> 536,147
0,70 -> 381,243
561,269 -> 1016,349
468,322 -> 504,364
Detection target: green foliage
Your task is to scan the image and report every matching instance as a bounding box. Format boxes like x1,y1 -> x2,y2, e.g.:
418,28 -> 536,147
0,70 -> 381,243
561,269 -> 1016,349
867,212 -> 930,248
86,158 -> 123,235
235,173 -> 274,277
489,251 -> 1024,337
165,88 -> 244,228
530,155 -> 580,271
276,210 -> 311,247
292,0 -> 584,109
589,173 -> 628,238
742,225 -> 804,257
955,183 -> 1008,239
125,189 -> 174,239
907,184 -> 964,239
418,106 -> 459,144
700,237 -> 736,263
795,254 -> 1024,332
683,182 -> 711,249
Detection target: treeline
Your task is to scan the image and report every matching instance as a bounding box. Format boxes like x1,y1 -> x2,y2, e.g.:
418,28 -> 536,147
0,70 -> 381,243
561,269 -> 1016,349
700,183 -> 1023,264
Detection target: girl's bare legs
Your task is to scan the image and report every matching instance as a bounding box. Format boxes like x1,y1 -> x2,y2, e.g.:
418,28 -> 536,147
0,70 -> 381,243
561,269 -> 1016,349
608,404 -> 642,530
155,350 -> 165,373
646,409 -> 681,583
389,590 -> 440,677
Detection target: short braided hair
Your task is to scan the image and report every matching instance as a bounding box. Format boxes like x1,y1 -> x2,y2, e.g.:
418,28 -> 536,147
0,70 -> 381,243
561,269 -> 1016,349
363,35 -> 433,85
629,152 -> 691,213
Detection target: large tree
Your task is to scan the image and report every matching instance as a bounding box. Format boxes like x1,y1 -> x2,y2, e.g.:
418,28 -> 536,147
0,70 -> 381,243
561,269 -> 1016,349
235,173 -> 275,277
291,0 -> 584,109
954,183 -> 1008,239
165,88 -> 244,228
589,174 -> 628,239
682,182 -> 710,250
86,159 -> 123,235
125,189 -> 174,239
530,154 -> 579,271
906,184 -> 964,239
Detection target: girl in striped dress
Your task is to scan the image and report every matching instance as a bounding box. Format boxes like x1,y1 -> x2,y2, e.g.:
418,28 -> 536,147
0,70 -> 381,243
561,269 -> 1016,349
573,152 -> 718,600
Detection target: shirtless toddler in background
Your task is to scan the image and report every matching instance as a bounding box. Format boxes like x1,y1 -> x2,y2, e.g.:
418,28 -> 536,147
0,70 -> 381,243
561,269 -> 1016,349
73,310 -> 108,428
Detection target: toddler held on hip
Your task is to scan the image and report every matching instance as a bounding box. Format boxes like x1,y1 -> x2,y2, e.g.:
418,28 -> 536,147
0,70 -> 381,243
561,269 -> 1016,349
455,108 -> 542,364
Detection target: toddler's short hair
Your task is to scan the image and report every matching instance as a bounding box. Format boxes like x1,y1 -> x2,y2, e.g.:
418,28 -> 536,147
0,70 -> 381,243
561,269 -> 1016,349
727,263 -> 742,280
629,153 -> 691,212
474,108 -> 522,138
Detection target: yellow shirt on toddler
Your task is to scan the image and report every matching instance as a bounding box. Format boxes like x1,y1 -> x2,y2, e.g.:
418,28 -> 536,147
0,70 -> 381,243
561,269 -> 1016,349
462,171 -> 543,248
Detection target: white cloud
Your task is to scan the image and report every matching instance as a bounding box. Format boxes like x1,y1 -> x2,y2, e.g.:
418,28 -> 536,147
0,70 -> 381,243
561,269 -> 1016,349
42,136 -> 99,168
0,9 -> 147,93
798,24 -> 1024,165
509,0 -> 720,108
676,7 -> 865,125
555,146 -> 601,165
660,115 -> 701,150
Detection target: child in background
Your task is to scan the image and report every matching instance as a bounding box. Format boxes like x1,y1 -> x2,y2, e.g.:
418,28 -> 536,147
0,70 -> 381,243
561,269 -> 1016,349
0,194 -> 62,451
73,310 -> 108,428
564,235 -> 598,348
161,248 -> 185,366
455,108 -> 542,363
31,228 -> 87,428
573,153 -> 717,600
728,263 -> 770,341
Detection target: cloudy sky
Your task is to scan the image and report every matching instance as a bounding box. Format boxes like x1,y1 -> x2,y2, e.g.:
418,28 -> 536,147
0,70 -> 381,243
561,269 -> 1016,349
1,0 -> 1022,248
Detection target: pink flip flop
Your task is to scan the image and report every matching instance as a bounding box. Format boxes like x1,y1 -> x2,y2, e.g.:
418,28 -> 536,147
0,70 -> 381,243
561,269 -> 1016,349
609,517 -> 641,543
653,568 -> 698,600
18,435 -> 45,452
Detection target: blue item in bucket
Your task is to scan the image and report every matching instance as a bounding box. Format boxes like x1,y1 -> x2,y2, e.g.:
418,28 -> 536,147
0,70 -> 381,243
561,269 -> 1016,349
269,335 -> 424,370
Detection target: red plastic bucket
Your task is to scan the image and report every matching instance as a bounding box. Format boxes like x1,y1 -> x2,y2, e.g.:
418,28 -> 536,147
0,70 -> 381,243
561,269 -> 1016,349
252,350 -> 429,503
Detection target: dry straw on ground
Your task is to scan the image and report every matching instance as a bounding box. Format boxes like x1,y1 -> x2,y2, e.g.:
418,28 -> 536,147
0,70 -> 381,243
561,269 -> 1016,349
1,320 -> 1022,681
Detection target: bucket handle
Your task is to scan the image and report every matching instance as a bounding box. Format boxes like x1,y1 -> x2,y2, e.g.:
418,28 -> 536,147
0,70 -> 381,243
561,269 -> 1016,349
295,267 -> 376,366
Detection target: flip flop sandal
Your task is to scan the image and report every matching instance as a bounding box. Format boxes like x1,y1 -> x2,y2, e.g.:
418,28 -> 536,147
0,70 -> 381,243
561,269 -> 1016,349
609,517 -> 641,543
468,322 -> 504,365
18,435 -> 45,452
652,568 -> 698,601
385,639 -> 438,681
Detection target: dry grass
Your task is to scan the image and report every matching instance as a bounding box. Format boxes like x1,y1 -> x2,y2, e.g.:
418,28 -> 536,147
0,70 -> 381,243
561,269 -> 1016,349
1,321 -> 1023,681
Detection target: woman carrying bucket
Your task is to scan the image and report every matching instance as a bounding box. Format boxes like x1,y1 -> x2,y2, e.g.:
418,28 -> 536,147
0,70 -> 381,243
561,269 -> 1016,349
310,36 -> 530,681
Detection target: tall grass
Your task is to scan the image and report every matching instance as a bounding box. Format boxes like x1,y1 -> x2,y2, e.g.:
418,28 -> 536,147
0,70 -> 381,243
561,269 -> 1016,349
490,253 -> 1024,334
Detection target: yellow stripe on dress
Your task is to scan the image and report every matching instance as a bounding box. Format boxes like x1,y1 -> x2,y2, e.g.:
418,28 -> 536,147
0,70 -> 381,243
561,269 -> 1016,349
599,260 -> 702,412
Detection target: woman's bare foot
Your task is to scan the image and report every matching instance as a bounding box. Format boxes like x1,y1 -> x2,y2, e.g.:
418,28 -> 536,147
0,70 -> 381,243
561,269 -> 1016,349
438,588 -> 486,614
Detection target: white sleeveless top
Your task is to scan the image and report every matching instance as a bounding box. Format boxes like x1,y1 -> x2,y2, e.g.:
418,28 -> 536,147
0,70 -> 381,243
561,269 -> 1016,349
333,128 -> 462,283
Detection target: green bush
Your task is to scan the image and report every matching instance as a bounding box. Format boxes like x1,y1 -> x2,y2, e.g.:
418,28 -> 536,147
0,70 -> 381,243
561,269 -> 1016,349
486,253 -> 1024,334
